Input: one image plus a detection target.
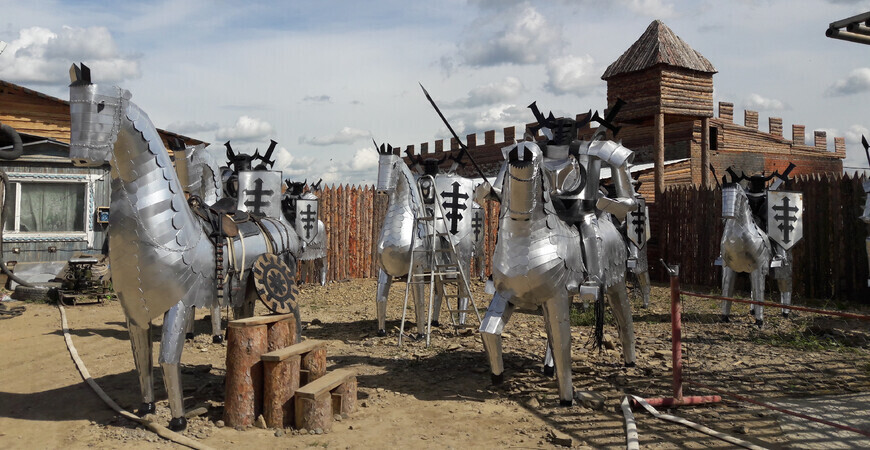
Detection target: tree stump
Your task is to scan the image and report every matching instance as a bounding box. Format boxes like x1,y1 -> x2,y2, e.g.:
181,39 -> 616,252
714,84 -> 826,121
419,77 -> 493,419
263,354 -> 301,428
301,346 -> 327,385
224,322 -> 268,427
296,392 -> 333,431
267,318 -> 294,351
331,376 -> 357,416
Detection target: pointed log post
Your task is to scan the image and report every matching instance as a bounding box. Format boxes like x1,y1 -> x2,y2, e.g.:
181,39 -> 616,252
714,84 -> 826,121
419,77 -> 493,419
655,111 -> 665,197
701,117 -> 710,188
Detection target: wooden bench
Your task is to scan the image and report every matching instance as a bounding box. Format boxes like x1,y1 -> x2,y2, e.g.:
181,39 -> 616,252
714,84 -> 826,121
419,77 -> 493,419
224,313 -> 298,428
259,339 -> 328,428
294,368 -> 357,431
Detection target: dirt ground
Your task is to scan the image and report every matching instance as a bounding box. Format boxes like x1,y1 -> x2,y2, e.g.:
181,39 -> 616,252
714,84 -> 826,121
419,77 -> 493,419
2,278 -> 870,449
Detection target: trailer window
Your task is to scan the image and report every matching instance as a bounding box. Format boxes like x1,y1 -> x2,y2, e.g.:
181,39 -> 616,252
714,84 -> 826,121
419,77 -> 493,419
3,182 -> 86,232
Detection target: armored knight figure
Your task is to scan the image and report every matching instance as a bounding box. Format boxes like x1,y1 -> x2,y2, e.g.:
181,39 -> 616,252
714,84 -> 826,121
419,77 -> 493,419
282,179 -> 328,286
475,102 -> 637,402
715,164 -> 800,326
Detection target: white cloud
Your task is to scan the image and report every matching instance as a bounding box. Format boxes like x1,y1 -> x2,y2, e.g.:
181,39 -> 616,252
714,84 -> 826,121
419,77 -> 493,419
446,77 -> 524,108
826,68 -> 870,96
215,116 -> 274,142
0,26 -> 140,84
459,5 -> 564,67
742,93 -> 789,111
299,127 -> 372,146
350,147 -> 379,171
303,95 -> 331,103
444,104 -> 529,138
618,0 -> 676,18
165,120 -> 220,134
544,54 -> 599,96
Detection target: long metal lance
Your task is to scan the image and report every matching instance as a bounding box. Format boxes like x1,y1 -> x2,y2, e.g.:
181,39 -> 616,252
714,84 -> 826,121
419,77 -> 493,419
419,83 -> 500,201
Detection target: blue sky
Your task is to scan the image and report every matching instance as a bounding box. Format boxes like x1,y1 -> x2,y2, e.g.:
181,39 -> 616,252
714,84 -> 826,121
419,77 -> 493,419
2,0 -> 869,185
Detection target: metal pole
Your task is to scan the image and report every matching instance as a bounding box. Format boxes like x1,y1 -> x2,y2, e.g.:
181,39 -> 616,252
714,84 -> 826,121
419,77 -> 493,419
670,266 -> 683,401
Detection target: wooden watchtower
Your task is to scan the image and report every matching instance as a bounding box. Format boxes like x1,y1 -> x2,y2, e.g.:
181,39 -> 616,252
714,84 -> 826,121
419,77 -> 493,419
602,20 -> 717,197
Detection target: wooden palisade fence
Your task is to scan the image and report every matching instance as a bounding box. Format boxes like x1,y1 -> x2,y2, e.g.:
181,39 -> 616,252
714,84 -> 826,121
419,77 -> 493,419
304,175 -> 869,303
654,173 -> 870,301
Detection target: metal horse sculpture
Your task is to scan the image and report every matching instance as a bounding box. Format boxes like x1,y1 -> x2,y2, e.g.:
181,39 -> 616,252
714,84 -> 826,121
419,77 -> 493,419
374,143 -> 428,337
68,64 -> 301,430
478,139 -> 637,405
282,179 -> 328,286
717,167 -> 796,327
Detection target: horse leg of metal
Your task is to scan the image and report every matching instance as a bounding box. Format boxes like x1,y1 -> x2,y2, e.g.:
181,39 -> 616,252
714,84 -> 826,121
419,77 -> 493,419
480,292 -> 514,385
430,276 -> 443,327
751,268 -> 765,326
184,306 -> 195,340
319,258 -> 327,286
721,266 -> 737,321
376,269 -> 391,336
778,276 -> 792,318
457,259 -> 471,325
638,270 -> 651,309
413,272 -> 427,337
542,295 -> 573,406
607,281 -> 637,366
211,303 -> 223,343
542,340 -> 555,377
127,319 -> 155,416
158,300 -> 190,430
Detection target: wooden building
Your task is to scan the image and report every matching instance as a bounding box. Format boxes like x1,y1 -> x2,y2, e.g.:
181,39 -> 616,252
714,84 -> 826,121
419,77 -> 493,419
0,79 -> 205,263
400,20 -> 845,202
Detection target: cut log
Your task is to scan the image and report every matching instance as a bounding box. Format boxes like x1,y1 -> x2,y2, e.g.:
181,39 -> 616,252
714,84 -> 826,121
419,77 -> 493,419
224,323 -> 268,427
295,368 -> 356,431
263,354 -> 301,428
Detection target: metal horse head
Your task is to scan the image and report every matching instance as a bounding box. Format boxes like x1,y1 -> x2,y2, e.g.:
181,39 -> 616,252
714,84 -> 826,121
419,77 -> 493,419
69,63 -> 129,166
503,141 -> 544,221
721,168 -> 748,220
375,141 -> 401,193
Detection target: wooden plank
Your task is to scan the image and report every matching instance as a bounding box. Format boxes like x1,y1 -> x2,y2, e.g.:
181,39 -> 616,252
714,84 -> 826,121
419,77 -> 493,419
229,313 -> 297,328
295,368 -> 356,399
261,339 -> 327,362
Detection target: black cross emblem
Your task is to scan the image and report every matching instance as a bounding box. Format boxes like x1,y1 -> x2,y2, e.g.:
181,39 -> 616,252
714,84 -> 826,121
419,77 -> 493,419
773,195 -> 799,243
244,178 -> 273,215
440,181 -> 469,235
300,203 -> 317,239
472,210 -> 483,241
630,206 -> 646,242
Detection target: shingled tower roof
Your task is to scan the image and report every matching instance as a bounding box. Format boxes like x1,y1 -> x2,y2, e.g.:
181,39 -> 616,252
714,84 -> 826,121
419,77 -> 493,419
602,20 -> 716,79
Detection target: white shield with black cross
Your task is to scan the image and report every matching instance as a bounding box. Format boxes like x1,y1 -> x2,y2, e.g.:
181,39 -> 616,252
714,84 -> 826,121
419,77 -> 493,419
434,174 -> 474,244
767,190 -> 803,250
471,204 -> 485,246
295,198 -> 319,245
626,197 -> 650,249
237,171 -> 283,218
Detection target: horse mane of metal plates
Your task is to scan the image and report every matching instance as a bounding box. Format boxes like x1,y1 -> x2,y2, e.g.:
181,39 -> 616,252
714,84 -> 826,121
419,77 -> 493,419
252,253 -> 299,314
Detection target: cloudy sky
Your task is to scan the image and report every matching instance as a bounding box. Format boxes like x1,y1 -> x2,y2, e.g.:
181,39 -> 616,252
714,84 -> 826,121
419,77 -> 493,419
2,0 -> 869,185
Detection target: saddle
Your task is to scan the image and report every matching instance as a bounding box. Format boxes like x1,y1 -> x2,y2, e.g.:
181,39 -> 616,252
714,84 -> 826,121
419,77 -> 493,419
189,196 -> 257,239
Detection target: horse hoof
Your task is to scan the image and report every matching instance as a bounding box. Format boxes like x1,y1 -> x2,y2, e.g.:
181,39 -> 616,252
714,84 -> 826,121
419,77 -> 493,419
136,402 -> 155,416
185,332 -> 194,340
559,399 -> 573,407
542,365 -> 555,377
641,304 -> 648,309
749,309 -> 755,316
625,361 -> 636,368
755,319 -> 764,328
782,311 -> 791,319
413,333 -> 426,341
431,320 -> 441,328
212,335 -> 224,344
491,373 -> 504,385
376,329 -> 386,337
720,315 -> 730,323
168,417 -> 187,431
